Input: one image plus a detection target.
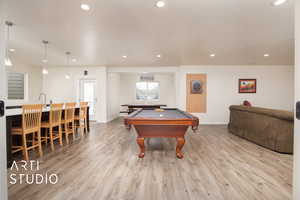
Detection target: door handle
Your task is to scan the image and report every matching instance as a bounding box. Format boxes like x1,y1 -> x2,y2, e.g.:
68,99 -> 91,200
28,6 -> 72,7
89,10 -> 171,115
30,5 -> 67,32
0,100 -> 4,117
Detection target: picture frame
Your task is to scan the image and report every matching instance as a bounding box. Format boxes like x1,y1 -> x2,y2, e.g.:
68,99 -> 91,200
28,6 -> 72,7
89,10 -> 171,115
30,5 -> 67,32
191,80 -> 203,94
238,79 -> 257,93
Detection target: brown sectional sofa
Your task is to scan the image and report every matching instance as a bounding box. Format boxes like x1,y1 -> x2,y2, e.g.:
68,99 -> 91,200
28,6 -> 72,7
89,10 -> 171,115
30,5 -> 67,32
228,105 -> 294,154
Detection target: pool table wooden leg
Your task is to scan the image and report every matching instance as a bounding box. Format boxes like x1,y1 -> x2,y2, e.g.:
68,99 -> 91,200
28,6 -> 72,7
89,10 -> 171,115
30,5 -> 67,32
136,137 -> 145,158
126,124 -> 131,130
176,137 -> 185,159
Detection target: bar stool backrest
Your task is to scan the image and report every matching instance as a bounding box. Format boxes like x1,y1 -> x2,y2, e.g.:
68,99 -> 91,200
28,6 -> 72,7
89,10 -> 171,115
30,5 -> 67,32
22,104 -> 43,133
50,104 -> 64,126
65,102 -> 76,122
79,102 -> 88,119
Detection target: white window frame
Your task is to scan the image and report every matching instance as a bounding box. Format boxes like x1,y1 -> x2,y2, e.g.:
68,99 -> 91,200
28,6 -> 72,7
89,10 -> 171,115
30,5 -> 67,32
6,71 -> 28,103
135,81 -> 160,101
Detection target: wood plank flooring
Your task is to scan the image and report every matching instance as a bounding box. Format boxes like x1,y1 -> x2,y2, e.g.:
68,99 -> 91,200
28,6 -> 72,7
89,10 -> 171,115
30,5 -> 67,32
8,118 -> 293,200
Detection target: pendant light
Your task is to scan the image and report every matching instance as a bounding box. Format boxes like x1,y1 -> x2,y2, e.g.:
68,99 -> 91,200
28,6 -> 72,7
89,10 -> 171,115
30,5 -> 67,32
65,51 -> 71,79
5,21 -> 13,67
42,40 -> 49,63
42,40 -> 49,75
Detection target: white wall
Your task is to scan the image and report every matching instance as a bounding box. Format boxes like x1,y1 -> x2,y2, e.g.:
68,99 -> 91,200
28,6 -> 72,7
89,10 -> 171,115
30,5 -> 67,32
119,73 -> 177,107
107,65 -> 294,123
42,65 -> 294,124
107,73 -> 121,121
294,1 -> 300,199
177,65 -> 294,124
43,66 -> 107,123
6,60 -> 43,106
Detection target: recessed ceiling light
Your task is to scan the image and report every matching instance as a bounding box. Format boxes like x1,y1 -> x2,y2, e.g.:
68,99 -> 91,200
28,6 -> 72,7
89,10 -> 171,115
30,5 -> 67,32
122,55 -> 127,58
9,48 -> 15,52
273,0 -> 287,6
81,4 -> 90,11
72,58 -> 77,62
65,75 -> 71,79
42,59 -> 48,63
264,54 -> 270,57
156,1 -> 166,8
42,69 -> 49,75
210,54 -> 215,57
156,54 -> 161,58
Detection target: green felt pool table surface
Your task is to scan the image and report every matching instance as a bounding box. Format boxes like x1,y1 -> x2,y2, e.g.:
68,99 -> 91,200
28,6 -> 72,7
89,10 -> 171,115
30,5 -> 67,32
132,108 -> 193,119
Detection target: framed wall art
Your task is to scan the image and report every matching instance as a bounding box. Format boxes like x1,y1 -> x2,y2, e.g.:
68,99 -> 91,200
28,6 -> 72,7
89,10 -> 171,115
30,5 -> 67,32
190,80 -> 203,94
239,79 -> 257,93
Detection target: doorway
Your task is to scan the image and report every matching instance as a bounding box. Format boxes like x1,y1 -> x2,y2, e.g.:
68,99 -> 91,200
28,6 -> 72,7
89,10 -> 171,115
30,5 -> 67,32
79,79 -> 97,120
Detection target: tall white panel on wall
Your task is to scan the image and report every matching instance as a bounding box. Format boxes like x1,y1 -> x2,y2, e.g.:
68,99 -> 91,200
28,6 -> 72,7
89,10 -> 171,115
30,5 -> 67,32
0,0 -> 8,199
294,1 -> 300,200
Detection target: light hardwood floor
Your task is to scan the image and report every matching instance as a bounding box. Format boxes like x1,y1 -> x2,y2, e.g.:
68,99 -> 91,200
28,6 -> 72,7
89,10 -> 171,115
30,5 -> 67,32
8,118 -> 293,200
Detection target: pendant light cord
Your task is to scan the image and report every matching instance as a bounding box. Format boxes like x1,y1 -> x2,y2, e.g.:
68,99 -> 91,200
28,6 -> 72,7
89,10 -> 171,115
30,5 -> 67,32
44,42 -> 47,60
66,52 -> 71,66
42,40 -> 49,61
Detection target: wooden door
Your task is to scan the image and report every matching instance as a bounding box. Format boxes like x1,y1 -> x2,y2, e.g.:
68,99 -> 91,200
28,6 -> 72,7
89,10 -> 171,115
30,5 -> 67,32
186,74 -> 207,113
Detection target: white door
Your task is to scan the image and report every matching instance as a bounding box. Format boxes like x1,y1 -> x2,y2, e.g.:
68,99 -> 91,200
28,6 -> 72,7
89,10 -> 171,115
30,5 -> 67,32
80,79 -> 97,120
0,1 -> 8,199
294,2 -> 300,200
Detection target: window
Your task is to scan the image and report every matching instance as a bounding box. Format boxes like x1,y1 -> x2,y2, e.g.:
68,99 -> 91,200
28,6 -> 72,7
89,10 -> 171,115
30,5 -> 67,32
136,81 -> 159,101
7,72 -> 25,100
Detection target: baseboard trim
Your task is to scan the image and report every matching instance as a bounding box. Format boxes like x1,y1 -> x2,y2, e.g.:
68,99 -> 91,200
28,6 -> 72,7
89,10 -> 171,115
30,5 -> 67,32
200,122 -> 228,125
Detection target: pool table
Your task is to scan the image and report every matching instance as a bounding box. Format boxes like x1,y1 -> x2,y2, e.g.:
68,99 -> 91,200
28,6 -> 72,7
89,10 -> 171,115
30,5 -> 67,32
124,108 -> 199,159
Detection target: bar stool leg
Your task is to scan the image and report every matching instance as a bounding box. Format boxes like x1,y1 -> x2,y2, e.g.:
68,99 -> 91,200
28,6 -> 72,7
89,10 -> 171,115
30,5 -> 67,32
81,120 -> 84,137
65,123 -> 69,144
49,127 -> 54,151
32,132 -> 37,154
45,128 -> 49,147
37,130 -> 43,157
22,134 -> 29,161
59,125 -> 63,146
21,136 -> 25,158
72,121 -> 75,140
84,118 -> 87,133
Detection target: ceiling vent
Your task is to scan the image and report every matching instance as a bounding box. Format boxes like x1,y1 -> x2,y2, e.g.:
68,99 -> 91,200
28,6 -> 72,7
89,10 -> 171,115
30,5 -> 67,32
140,74 -> 154,81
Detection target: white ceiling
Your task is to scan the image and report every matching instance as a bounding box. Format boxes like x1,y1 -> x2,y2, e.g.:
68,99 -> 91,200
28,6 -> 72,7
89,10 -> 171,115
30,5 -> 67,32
5,0 -> 294,67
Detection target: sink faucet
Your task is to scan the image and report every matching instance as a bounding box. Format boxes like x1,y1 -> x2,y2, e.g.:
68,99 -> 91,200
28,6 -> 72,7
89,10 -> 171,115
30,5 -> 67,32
38,93 -> 47,107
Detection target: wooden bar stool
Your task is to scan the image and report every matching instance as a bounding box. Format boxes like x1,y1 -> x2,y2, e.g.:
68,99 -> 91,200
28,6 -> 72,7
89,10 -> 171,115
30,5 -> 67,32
61,102 -> 76,144
75,102 -> 88,136
41,103 -> 63,151
11,104 -> 43,161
